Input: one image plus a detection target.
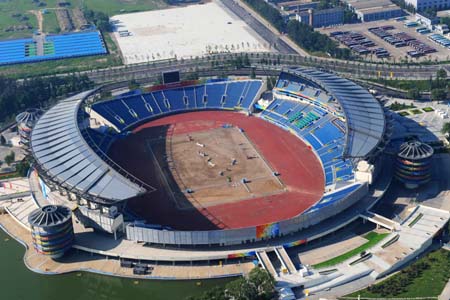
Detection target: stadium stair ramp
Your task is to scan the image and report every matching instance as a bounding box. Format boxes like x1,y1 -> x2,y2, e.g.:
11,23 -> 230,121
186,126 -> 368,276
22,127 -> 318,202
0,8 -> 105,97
256,250 -> 278,278
4,197 -> 37,230
359,211 -> 399,231
275,246 -> 297,274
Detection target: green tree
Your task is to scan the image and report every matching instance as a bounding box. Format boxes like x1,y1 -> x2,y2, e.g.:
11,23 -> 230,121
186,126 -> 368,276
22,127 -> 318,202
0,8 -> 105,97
15,160 -> 30,177
247,267 -> 276,300
188,268 -> 276,300
250,67 -> 256,79
128,79 -> 140,90
0,135 -> 6,146
431,88 -> 447,101
406,88 -> 420,100
226,277 -> 257,300
442,122 -> 450,134
437,68 -> 447,80
4,151 -> 15,166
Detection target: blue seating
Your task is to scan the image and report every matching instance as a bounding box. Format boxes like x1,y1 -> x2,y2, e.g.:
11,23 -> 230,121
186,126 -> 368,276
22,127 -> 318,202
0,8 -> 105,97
91,80 -> 261,131
195,86 -> 206,108
260,95 -> 353,186
163,88 -> 186,111
184,87 -> 197,109
125,95 -> 155,119
313,122 -> 343,145
240,81 -> 262,109
206,84 -> 226,108
152,91 -> 170,113
303,133 -> 322,150
224,81 -> 247,108
142,93 -> 163,115
0,31 -> 106,65
308,183 -> 361,212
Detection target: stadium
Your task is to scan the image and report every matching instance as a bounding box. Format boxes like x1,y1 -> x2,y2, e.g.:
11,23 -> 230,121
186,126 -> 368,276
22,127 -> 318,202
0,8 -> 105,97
28,67 -> 388,248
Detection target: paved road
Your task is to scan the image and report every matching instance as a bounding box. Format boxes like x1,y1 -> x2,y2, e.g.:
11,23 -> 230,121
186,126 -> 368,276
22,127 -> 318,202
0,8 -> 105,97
219,0 -> 297,54
81,53 -> 445,84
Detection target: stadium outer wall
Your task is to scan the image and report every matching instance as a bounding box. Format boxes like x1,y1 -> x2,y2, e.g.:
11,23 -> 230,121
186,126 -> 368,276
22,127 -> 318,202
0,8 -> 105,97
30,79 -> 379,247
125,172 -> 369,246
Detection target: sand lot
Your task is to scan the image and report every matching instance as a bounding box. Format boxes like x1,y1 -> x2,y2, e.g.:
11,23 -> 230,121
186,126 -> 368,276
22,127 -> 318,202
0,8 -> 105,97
111,1 -> 270,64
148,125 -> 284,209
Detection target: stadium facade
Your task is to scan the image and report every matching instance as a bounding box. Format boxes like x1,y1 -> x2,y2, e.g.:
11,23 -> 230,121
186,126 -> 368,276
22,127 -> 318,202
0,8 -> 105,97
28,68 -> 389,247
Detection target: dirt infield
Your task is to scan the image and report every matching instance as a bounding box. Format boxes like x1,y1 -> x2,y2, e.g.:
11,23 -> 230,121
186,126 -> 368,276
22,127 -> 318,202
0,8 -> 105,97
148,124 -> 284,209
108,111 -> 324,230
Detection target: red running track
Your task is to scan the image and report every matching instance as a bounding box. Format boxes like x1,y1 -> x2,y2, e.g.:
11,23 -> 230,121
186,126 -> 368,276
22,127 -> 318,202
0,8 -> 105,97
119,111 -> 324,230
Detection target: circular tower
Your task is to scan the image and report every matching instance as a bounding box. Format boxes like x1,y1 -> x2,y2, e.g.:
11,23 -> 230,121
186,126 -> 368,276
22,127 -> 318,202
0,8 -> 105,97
28,205 -> 74,259
15,108 -> 43,148
396,140 -> 434,189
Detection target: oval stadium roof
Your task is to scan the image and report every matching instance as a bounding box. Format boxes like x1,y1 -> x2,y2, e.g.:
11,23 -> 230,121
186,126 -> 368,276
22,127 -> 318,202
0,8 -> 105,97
286,68 -> 386,159
30,91 -> 146,204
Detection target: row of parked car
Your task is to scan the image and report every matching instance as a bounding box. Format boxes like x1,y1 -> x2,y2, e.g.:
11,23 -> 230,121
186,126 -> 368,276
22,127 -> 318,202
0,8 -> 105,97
330,31 -> 389,57
369,26 -> 436,58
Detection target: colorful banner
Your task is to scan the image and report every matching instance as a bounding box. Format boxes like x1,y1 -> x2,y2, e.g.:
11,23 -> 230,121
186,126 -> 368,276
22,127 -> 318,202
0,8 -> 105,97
227,251 -> 256,259
256,222 -> 279,239
283,239 -> 307,248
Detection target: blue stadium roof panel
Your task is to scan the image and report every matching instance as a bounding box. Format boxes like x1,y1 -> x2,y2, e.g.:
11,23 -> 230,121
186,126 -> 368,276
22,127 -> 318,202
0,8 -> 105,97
0,31 -> 107,66
286,68 -> 385,159
30,91 -> 146,204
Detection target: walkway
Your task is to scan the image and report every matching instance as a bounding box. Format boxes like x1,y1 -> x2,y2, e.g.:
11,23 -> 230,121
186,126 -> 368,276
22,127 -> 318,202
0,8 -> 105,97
360,211 -> 399,231
439,279 -> 450,300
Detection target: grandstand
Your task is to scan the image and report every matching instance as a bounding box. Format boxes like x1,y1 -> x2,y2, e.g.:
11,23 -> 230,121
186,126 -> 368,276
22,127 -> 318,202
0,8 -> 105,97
0,30 -> 107,65
28,69 -> 387,246
90,80 -> 263,132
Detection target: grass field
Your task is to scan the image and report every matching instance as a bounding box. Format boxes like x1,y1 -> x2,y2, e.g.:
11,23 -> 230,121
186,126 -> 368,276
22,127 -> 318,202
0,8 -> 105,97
348,249 -> 450,298
411,109 -> 423,115
0,0 -> 66,39
42,10 -> 60,34
84,0 -> 168,15
313,232 -> 389,269
368,78 -> 432,91
0,0 -> 168,40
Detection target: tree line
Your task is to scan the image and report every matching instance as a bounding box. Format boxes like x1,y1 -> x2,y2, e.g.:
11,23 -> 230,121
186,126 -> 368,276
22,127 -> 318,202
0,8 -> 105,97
83,9 -> 112,32
242,0 -> 351,59
187,268 -> 276,300
0,74 -> 94,126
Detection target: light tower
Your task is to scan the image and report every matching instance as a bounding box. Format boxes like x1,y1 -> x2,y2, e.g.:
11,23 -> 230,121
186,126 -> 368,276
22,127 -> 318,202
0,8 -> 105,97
396,140 -> 434,189
15,108 -> 43,149
28,205 -> 74,259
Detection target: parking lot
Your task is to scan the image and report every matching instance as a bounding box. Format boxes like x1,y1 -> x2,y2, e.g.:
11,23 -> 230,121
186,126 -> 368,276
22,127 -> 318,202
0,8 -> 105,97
319,18 -> 450,62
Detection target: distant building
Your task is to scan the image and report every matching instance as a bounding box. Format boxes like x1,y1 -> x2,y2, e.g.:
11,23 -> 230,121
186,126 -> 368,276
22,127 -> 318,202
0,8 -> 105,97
278,0 -> 319,12
296,8 -> 344,28
345,0 -> 404,22
415,12 -> 440,28
405,0 -> 450,11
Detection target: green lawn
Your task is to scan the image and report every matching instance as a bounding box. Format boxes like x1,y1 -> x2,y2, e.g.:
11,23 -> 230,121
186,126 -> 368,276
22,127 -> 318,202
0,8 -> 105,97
83,0 -> 168,16
312,232 -> 389,269
347,249 -> 450,298
408,213 -> 424,227
0,0 -> 167,40
368,78 -> 432,91
0,0 -> 66,39
399,111 -> 411,116
389,101 -> 416,111
423,107 -> 435,112
410,109 -> 423,115
42,10 -> 60,34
